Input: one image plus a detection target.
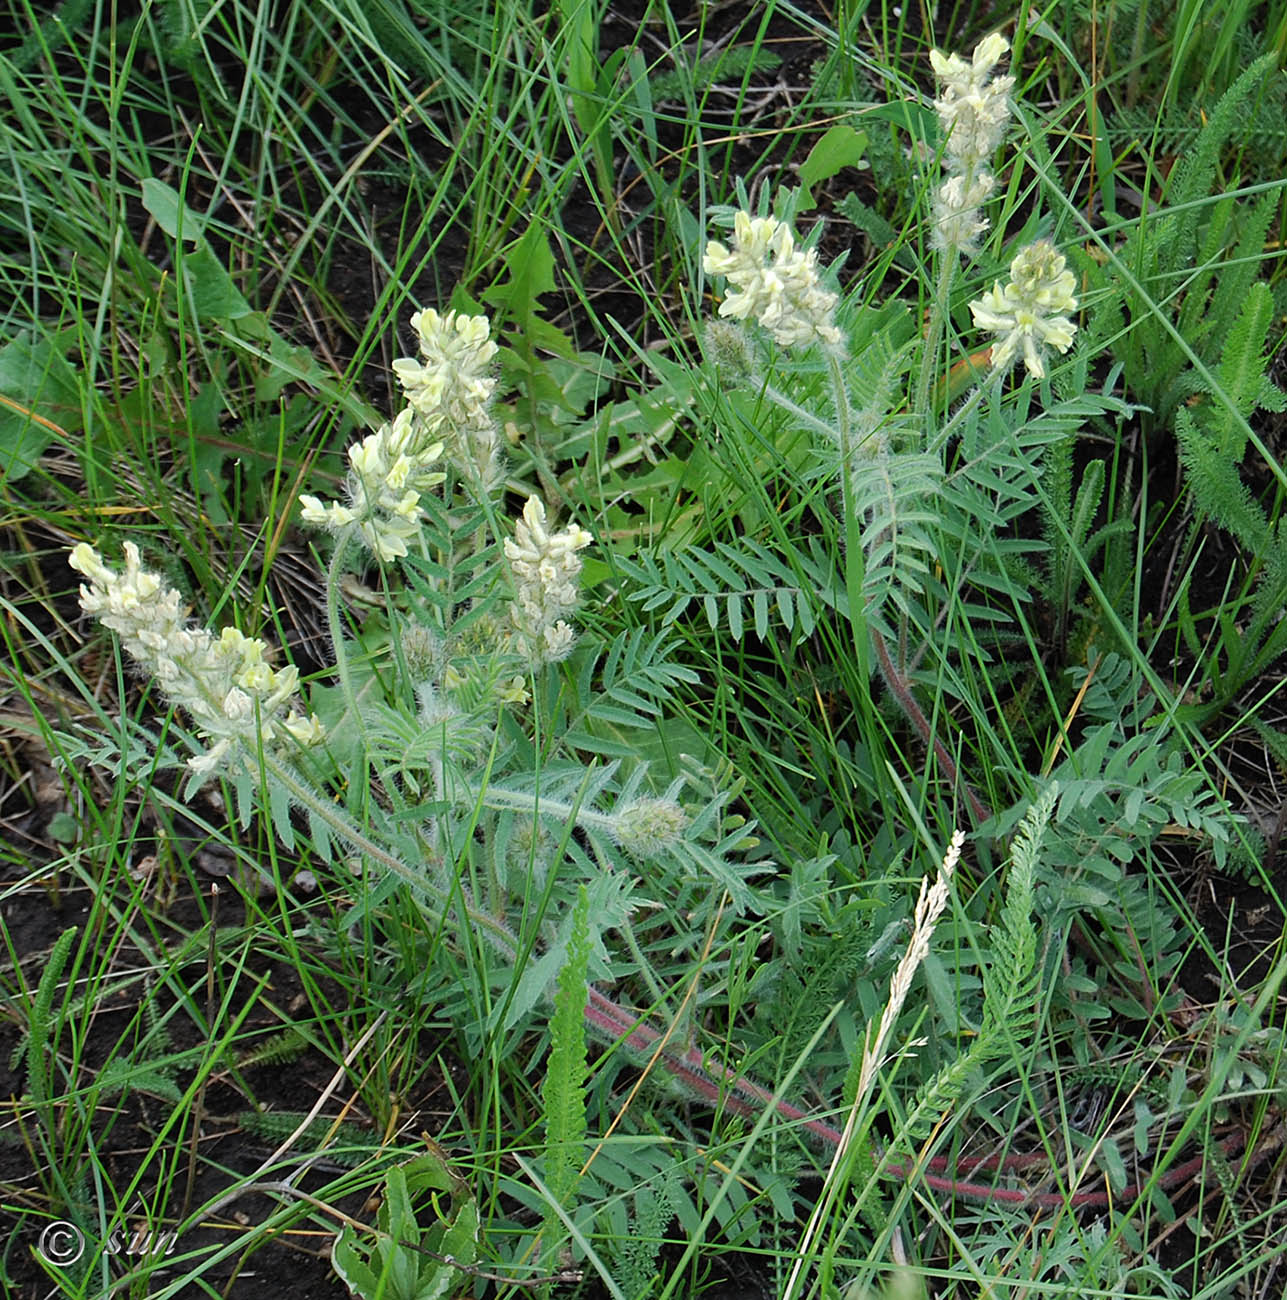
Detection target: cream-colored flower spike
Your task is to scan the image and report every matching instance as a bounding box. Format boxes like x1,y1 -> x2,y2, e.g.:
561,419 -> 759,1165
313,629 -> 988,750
930,33 -> 1014,171
931,172 -> 997,255
299,408 -> 445,561
703,212 -> 843,352
928,33 -> 1013,255
969,240 -> 1079,377
69,542 -> 324,774
504,496 -> 593,665
393,308 -> 503,492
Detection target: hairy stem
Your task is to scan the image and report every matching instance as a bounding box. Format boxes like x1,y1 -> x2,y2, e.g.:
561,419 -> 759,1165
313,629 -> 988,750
262,750 -> 519,958
914,251 -> 957,420
269,745 -> 1243,1217
325,532 -> 368,748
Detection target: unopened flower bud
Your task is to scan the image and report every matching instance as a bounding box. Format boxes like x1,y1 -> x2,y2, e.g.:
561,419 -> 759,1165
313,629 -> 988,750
703,320 -> 761,386
399,621 -> 444,684
610,798 -> 688,860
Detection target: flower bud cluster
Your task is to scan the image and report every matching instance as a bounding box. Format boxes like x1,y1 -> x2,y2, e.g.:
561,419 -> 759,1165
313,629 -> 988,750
69,542 -> 324,774
969,239 -> 1078,377
300,408 -> 446,561
503,495 -> 593,665
393,308 -> 503,493
398,620 -> 445,685
929,33 -> 1013,254
609,797 -> 688,861
702,212 -> 843,352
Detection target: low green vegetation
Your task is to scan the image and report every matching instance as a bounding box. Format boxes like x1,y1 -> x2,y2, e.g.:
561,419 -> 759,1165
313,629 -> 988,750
2,2 -> 1285,1298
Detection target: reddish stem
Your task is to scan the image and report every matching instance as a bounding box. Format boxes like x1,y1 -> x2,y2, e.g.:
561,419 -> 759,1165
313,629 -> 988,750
584,985 -> 1261,1211
872,628 -> 990,827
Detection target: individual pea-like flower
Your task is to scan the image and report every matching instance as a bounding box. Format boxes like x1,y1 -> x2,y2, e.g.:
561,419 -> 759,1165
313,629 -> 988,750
299,407 -> 445,561
929,33 -> 1014,173
969,240 -> 1079,378
392,308 -> 503,492
69,542 -> 324,775
609,798 -> 688,861
504,495 -> 593,665
702,211 -> 843,352
497,675 -> 530,707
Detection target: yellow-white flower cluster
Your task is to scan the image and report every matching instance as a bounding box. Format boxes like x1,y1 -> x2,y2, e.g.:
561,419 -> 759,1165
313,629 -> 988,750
969,240 -> 1079,377
931,173 -> 996,255
702,212 -> 843,352
393,308 -> 502,492
300,307 -> 505,559
299,408 -> 445,561
929,33 -> 1013,254
504,496 -> 593,665
69,542 -> 324,775
931,34 -> 1014,170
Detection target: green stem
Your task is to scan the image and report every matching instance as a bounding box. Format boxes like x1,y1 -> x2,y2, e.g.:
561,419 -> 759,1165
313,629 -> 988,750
618,910 -> 670,1010
914,250 -> 957,420
326,531 -> 368,750
871,628 -> 989,826
761,382 -> 850,442
261,750 -> 521,960
472,782 -> 616,837
828,353 -> 870,684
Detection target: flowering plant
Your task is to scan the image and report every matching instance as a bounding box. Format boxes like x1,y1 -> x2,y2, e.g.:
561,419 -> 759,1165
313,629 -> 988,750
68,295 -> 770,1071
683,32 -> 1111,835
56,26 -> 1259,1300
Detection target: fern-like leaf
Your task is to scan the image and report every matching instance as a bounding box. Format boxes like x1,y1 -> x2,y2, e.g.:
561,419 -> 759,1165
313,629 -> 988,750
902,789 -> 1053,1140
236,1027 -> 311,1069
1163,55 -> 1277,254
1175,407 -> 1270,549
981,786 -> 1053,1040
620,544 -> 832,643
852,449 -> 942,631
16,925 -> 78,1104
540,883 -> 592,1262
1206,279 -> 1280,456
238,1110 -> 384,1167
